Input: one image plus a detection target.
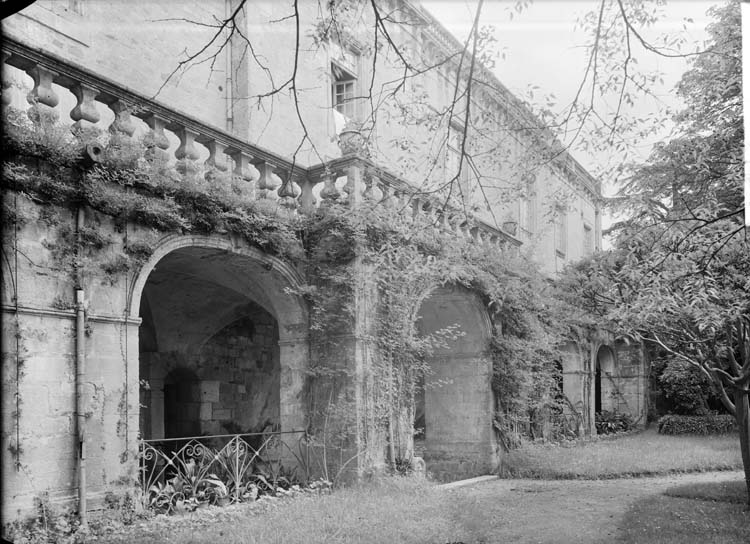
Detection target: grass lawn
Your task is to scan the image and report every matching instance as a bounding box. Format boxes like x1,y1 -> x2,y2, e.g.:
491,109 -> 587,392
14,430 -> 745,543
96,478 -> 464,544
501,428 -> 743,479
665,479 -> 748,504
617,493 -> 750,544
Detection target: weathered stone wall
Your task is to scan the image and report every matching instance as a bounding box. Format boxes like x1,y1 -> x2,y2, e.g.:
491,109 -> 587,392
1,194 -> 140,521
196,314 -> 280,434
1,187 -> 309,519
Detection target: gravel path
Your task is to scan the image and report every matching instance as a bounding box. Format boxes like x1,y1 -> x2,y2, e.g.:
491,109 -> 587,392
442,470 -> 745,544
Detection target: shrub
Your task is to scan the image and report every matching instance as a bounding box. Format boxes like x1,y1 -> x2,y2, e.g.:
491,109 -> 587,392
657,414 -> 737,435
656,358 -> 717,415
595,410 -> 634,435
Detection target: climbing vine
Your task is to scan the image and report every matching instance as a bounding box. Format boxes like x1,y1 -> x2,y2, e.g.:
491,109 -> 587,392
2,104 -> 577,478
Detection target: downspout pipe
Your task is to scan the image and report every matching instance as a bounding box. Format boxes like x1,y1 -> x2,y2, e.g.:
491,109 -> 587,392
75,206 -> 87,528
225,0 -> 234,133
76,143 -> 100,528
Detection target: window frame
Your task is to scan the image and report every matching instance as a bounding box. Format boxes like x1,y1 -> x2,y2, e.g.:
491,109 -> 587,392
555,207 -> 567,258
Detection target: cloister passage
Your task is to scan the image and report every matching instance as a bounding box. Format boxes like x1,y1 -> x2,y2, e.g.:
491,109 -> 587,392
135,240 -> 308,441
414,285 -> 496,481
595,345 -> 617,414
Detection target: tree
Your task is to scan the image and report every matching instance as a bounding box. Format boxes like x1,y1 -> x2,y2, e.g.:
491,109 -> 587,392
558,0 -> 749,505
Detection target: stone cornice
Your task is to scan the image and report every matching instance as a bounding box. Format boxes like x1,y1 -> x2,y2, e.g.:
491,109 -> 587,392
401,1 -> 601,202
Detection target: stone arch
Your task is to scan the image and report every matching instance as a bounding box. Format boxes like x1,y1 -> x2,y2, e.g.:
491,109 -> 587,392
595,344 -> 617,414
129,234 -> 306,337
559,342 -> 587,417
413,284 -> 496,481
131,233 -> 309,441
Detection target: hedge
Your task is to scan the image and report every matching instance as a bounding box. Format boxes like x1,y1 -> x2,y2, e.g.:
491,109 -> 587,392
657,414 -> 737,435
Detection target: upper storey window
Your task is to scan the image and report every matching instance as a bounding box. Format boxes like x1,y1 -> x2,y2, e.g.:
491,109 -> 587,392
519,175 -> 536,237
332,63 -> 356,119
330,41 -> 360,123
555,208 -> 567,257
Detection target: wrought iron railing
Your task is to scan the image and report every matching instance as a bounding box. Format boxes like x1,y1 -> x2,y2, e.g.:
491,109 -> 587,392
139,430 -> 309,513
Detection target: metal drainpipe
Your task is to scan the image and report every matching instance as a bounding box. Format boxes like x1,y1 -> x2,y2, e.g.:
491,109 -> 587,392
74,143 -> 101,527
225,0 -> 234,133
75,206 -> 87,528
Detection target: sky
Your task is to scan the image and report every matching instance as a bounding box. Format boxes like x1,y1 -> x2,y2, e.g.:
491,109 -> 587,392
421,0 -> 716,197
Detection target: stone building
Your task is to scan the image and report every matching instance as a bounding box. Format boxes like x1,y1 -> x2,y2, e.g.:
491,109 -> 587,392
1,0 -> 647,520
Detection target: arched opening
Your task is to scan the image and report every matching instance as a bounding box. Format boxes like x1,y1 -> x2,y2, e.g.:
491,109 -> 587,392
132,238 -> 308,442
595,345 -> 616,415
414,285 -> 495,481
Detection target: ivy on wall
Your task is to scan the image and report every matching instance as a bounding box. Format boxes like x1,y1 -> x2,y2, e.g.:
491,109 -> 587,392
1,106 -> 579,473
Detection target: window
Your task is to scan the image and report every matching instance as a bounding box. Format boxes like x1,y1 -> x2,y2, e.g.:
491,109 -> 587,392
332,63 -> 357,119
519,175 -> 536,236
583,224 -> 593,255
330,41 -> 359,122
555,208 -> 567,257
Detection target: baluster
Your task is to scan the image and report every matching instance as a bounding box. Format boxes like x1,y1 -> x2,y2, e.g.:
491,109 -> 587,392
490,234 -> 500,250
228,150 -> 258,199
144,114 -> 170,162
204,140 -> 229,182
419,201 -> 434,226
411,197 -> 422,222
362,170 -> 374,201
343,163 -> 363,206
108,100 -> 136,138
378,180 -> 395,208
256,161 -> 280,200
447,214 -> 459,235
175,127 -> 200,176
395,190 -> 411,220
298,178 -> 317,214
470,226 -> 481,243
319,171 -> 340,207
437,210 -> 449,231
459,220 -> 471,238
25,65 -> 59,126
70,83 -> 100,135
2,52 -> 14,107
277,172 -> 299,211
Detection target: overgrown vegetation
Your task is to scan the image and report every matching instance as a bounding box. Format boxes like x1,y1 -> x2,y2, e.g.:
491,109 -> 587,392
594,410 -> 635,435
2,100 -> 577,494
556,0 -> 749,504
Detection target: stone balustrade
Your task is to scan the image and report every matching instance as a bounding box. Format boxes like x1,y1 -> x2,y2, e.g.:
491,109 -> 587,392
2,37 -> 520,250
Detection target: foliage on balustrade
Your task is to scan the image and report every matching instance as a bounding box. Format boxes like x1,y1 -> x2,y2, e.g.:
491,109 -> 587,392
2,105 -> 304,281
140,433 -> 318,514
2,102 -> 581,470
